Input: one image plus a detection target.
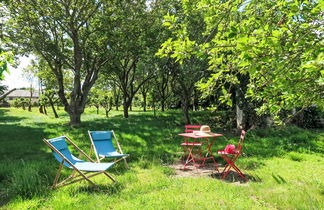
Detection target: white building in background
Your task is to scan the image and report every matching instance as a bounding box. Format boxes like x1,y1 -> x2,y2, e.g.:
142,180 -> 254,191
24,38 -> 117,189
5,89 -> 40,102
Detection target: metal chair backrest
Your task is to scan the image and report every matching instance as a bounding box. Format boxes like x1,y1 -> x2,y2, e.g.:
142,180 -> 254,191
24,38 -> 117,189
185,125 -> 202,133
237,130 -> 246,152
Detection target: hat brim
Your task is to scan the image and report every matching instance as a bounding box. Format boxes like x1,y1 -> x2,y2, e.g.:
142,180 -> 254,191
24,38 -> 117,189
193,131 -> 216,137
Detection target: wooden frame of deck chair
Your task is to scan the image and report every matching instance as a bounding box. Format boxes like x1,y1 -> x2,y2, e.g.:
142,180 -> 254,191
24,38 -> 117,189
218,130 -> 247,181
43,136 -> 116,189
88,130 -> 129,168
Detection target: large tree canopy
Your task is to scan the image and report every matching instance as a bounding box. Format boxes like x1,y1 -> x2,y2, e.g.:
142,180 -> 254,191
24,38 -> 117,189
158,0 -> 324,123
3,0 -> 115,125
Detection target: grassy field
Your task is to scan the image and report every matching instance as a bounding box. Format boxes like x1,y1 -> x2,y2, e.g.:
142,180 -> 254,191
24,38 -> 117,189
0,107 -> 323,209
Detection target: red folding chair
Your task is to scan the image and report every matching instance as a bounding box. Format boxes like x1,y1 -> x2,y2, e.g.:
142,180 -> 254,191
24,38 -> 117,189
218,130 -> 247,181
181,125 -> 203,168
185,125 -> 202,133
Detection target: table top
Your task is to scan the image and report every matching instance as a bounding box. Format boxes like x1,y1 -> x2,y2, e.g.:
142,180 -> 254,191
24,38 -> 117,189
178,133 -> 223,139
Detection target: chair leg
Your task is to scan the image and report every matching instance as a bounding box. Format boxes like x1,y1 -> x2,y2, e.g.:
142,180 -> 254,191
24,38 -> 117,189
123,157 -> 129,168
221,155 -> 234,179
52,162 -> 64,189
181,145 -> 188,164
73,169 -> 97,188
221,155 -> 231,176
222,165 -> 232,179
212,157 -> 219,173
221,154 -> 247,181
182,146 -> 194,170
56,171 -> 103,189
89,144 -> 93,157
103,171 -> 116,182
68,170 -> 77,179
231,164 -> 247,181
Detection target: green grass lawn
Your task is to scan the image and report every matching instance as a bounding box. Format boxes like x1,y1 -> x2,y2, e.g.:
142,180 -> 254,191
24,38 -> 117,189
0,107 -> 323,209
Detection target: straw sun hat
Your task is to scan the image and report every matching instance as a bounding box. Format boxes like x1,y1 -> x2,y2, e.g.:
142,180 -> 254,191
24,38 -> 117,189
193,125 -> 216,137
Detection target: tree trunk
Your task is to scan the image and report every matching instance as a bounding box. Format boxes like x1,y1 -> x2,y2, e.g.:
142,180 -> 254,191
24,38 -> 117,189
152,98 -> 156,117
193,89 -> 199,111
181,96 -> 191,124
28,87 -> 33,112
44,106 -> 47,115
143,92 -> 147,112
236,103 -> 244,129
129,103 -> 132,111
50,102 -> 59,118
123,95 -> 130,118
39,105 -> 44,114
182,105 -> 190,125
105,110 -> 109,118
69,112 -> 81,126
115,94 -> 119,111
0,88 -> 16,101
161,99 -> 165,112
123,104 -> 129,118
96,106 -> 99,114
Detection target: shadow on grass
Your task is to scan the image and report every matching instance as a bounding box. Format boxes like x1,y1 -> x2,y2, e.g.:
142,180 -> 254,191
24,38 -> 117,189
0,109 -> 27,123
69,181 -> 124,197
210,171 -> 262,183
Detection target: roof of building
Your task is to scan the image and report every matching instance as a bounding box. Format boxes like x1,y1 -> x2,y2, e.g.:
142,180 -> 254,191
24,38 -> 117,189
6,89 -> 40,98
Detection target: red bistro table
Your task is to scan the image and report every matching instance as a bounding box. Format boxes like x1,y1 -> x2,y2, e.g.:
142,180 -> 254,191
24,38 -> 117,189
178,133 -> 223,170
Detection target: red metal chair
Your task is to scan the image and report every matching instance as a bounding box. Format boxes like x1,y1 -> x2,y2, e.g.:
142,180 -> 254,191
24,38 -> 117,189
181,125 -> 203,168
218,130 -> 247,181
185,125 -> 202,133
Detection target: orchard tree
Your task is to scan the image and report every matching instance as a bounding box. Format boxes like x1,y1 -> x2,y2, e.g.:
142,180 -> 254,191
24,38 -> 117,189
103,0 -> 175,118
88,89 -> 101,114
158,0 -> 323,126
104,0 -> 157,118
157,0 -> 209,124
3,0 -> 115,126
100,91 -> 113,118
44,89 -> 59,118
11,98 -> 21,108
39,94 -> 49,115
152,58 -> 173,112
169,58 -> 208,124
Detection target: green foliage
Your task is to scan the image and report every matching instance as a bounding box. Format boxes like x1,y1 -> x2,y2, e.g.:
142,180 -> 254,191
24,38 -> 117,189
0,49 -> 13,80
10,98 -> 29,109
10,98 -> 21,108
158,0 -> 323,124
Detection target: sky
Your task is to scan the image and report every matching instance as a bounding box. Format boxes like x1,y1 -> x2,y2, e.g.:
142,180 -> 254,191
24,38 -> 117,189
2,56 -> 38,90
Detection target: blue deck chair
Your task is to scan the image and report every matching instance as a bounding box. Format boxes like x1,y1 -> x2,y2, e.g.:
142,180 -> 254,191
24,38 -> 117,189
43,136 -> 116,189
88,130 -> 129,167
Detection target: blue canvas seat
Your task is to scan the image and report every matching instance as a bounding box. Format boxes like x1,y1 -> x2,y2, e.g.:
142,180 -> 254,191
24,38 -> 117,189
44,136 -> 116,189
88,131 -> 129,167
